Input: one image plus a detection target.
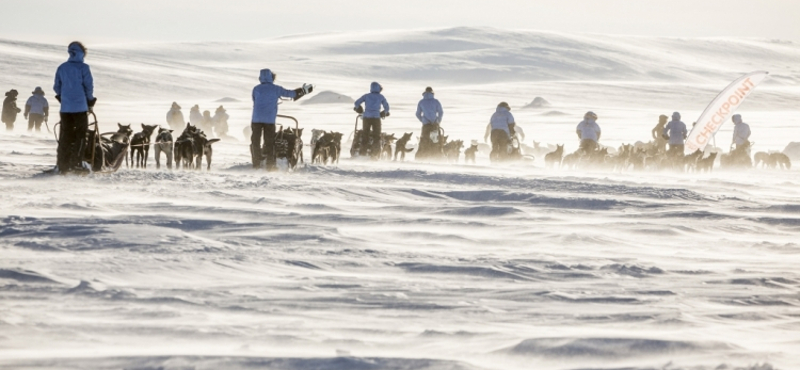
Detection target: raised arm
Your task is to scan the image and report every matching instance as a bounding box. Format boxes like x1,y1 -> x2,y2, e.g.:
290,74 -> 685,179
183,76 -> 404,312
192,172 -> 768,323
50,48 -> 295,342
278,85 -> 297,99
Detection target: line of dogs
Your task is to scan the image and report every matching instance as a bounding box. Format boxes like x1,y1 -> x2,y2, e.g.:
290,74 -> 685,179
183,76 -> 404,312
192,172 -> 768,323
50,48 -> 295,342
754,151 -> 792,170
105,124 -> 794,172
540,140 -> 791,172
337,128 -> 474,163
110,122 -> 220,170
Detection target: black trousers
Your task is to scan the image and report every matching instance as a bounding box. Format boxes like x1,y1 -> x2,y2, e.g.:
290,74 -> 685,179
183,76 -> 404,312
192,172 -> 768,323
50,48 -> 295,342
668,144 -> 684,157
361,118 -> 381,157
490,129 -> 509,161
28,114 -> 45,131
419,123 -> 438,158
57,112 -> 88,173
579,139 -> 598,153
251,123 -> 276,169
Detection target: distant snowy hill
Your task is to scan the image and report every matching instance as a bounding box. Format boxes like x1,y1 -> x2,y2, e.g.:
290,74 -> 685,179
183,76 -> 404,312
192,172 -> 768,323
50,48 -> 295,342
2,27 -> 799,103
301,91 -> 354,105
523,97 -> 552,109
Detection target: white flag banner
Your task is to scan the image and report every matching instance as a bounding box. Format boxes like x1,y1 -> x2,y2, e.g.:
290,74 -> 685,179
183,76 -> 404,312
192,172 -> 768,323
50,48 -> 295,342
685,71 -> 769,153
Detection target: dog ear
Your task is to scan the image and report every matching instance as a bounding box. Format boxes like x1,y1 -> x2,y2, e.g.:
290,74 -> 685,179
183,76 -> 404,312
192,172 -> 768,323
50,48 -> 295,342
118,123 -> 123,129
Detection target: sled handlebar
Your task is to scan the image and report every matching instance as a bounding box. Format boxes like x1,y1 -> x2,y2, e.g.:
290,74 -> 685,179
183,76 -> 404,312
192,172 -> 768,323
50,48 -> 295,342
276,114 -> 299,131
354,114 -> 362,132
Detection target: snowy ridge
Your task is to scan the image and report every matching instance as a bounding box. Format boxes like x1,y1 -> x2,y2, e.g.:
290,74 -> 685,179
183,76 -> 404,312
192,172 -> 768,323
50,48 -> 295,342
2,27 -> 800,101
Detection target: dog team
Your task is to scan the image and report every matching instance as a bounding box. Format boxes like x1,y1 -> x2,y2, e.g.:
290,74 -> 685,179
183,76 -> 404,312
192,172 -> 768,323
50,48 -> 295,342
3,40 -> 793,174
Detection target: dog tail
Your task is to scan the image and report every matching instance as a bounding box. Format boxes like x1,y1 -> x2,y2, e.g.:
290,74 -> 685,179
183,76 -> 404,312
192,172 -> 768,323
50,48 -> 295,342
207,138 -> 221,145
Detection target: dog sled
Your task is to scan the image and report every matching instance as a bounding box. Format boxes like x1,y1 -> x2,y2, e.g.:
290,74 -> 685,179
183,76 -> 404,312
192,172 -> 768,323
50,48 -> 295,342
719,143 -> 753,169
348,114 -> 393,161
489,135 -> 534,165
275,114 -> 304,171
45,112 -> 130,175
415,125 -> 446,161
248,114 -> 304,171
349,114 -> 364,158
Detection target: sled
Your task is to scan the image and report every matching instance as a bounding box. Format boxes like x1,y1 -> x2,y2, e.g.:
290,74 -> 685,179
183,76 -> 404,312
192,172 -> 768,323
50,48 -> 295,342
416,125 -> 446,161
44,112 -> 129,175
349,114 -> 363,158
274,114 -> 304,171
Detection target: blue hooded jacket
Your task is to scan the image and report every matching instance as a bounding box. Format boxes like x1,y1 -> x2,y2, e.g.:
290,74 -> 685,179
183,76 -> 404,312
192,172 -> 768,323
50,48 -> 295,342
576,119 -> 601,142
251,68 -> 296,124
354,82 -> 389,119
732,114 -> 751,145
489,106 -> 514,134
663,120 -> 687,145
416,92 -> 443,125
26,94 -> 49,115
53,44 -> 94,113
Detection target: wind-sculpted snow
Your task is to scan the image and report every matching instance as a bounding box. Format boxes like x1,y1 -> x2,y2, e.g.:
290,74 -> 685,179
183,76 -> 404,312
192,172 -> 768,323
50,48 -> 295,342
2,27 -> 800,370
503,337 -> 734,358
1,143 -> 798,370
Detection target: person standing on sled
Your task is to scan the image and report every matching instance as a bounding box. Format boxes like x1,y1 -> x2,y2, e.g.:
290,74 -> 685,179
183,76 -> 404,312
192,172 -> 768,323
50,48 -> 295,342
2,89 -> 21,131
415,86 -> 443,160
663,111 -> 687,157
731,114 -> 751,152
576,111 -> 601,154
484,102 -> 514,162
24,87 -> 49,132
250,68 -> 312,170
53,41 -> 96,174
354,82 -> 390,159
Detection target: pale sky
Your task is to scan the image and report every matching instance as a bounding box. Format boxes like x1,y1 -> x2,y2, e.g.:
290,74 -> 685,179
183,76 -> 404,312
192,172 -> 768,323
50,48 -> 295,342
2,0 -> 800,44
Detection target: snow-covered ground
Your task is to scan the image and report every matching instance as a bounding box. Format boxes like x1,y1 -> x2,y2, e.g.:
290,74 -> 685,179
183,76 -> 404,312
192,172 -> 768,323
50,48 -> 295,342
1,28 -> 799,370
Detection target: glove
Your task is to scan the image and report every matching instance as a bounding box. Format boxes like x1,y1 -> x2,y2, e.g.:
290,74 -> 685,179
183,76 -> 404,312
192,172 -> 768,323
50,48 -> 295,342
354,106 -> 364,114
24,114 -> 28,120
88,98 -> 97,108
293,88 -> 306,101
55,95 -> 61,103
304,83 -> 313,94
380,111 -> 390,118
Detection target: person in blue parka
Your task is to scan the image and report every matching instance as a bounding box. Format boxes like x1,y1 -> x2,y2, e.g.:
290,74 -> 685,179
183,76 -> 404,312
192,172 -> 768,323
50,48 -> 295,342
24,87 -> 49,132
484,102 -> 515,162
415,86 -> 443,159
354,82 -> 390,158
731,114 -> 751,151
251,68 -> 311,170
576,111 -> 602,154
662,111 -> 687,157
53,41 -> 96,174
